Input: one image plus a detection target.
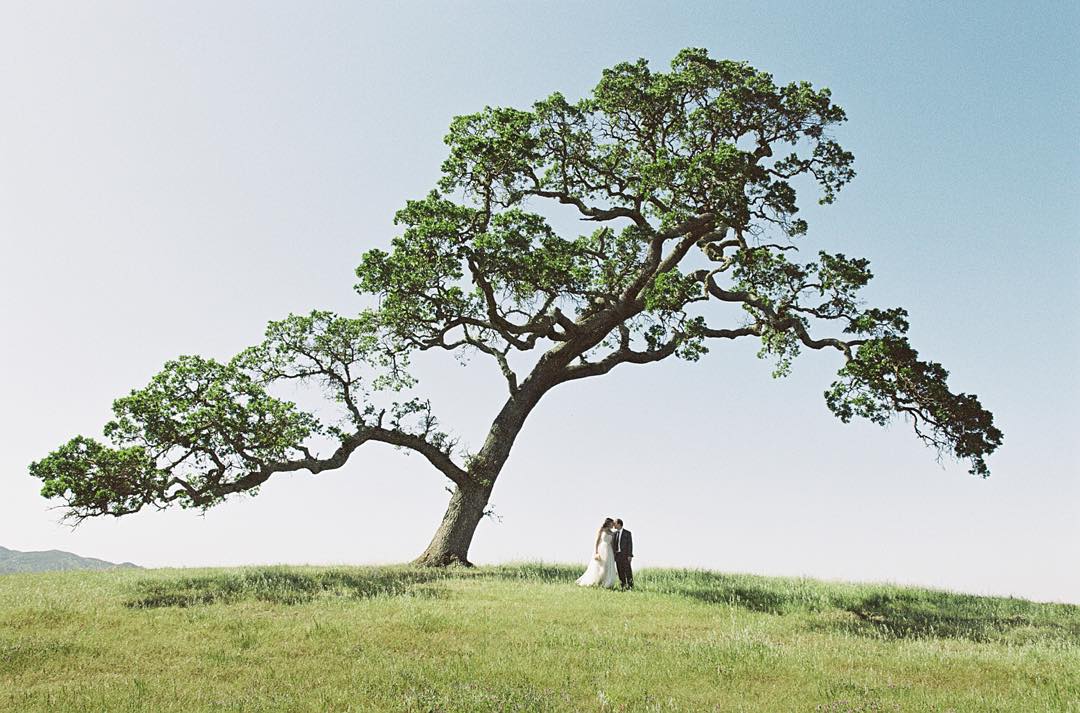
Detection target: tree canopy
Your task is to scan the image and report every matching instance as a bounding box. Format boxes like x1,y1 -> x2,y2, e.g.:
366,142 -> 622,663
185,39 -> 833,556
32,49 -> 1001,563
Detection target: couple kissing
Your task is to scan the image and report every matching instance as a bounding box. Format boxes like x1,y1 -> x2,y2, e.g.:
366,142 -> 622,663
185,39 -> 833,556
575,517 -> 633,589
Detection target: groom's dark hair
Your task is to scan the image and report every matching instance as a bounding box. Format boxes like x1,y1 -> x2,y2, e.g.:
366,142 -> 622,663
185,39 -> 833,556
615,519 -> 623,526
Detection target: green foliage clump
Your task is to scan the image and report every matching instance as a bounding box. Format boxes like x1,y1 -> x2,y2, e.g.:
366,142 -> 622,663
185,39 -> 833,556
826,338 -> 1003,476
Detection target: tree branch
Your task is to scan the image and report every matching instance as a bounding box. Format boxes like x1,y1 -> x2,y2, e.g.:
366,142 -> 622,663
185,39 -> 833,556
560,340 -> 680,382
166,422 -> 470,512
524,187 -> 649,229
696,270 -> 862,358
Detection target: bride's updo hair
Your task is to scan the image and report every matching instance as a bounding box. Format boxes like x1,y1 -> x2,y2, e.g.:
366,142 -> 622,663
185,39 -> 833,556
601,517 -> 615,529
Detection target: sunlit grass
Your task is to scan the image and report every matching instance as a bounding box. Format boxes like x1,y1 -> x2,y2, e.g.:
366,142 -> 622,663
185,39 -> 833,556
1,564 -> 1077,711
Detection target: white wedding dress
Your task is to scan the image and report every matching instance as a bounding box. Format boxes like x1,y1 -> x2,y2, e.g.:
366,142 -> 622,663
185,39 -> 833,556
576,528 -> 618,588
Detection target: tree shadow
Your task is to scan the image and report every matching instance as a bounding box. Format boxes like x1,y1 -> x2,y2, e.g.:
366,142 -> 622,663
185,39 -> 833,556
591,566 -> 1080,648
122,564 -> 1080,646
674,584 -> 793,614
833,590 -> 1080,643
471,563 -> 582,584
475,565 -> 820,614
126,567 -> 451,608
638,569 -> 837,615
603,568 -> 1080,644
126,563 -> 582,609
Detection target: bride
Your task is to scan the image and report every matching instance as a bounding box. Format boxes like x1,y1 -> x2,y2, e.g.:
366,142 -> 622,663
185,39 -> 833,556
576,517 -> 618,588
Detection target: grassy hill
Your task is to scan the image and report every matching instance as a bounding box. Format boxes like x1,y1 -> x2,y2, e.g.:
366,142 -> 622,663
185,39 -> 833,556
1,564 -> 1076,712
0,545 -> 138,574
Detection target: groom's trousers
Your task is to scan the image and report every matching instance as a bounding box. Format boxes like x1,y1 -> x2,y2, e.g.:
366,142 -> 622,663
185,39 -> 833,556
615,554 -> 634,589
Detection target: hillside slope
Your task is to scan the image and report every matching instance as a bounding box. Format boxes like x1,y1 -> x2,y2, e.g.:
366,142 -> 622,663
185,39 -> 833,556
0,564 -> 1077,711
0,545 -> 138,574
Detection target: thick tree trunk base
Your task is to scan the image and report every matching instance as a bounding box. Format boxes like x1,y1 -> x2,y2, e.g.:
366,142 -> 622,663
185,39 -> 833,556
411,483 -> 490,568
411,551 -> 474,568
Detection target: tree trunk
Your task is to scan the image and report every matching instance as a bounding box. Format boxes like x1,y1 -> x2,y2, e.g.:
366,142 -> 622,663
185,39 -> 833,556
412,481 -> 492,567
411,346 -> 585,567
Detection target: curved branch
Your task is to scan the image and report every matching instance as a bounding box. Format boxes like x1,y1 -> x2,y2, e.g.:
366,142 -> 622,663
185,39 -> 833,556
185,417 -> 472,505
560,339 -> 680,382
701,326 -> 760,340
619,213 -> 717,305
524,187 -> 648,228
365,426 -> 469,484
463,255 -> 575,348
696,270 -> 861,357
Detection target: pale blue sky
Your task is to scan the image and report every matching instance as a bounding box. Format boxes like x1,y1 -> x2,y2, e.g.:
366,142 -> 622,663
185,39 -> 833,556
1,2 -> 1077,602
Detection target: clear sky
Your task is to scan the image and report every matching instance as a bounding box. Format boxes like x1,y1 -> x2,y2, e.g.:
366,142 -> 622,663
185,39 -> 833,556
1,1 -> 1077,603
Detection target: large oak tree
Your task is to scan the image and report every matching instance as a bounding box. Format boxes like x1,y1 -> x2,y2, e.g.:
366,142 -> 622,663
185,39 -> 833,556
31,49 -> 1001,566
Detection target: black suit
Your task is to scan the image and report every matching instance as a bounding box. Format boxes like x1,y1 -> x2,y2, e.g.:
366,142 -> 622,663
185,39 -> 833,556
613,527 -> 633,588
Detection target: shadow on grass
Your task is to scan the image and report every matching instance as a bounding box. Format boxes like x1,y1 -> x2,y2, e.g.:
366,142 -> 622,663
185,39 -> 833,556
126,567 -> 451,608
640,569 -> 833,615
474,564 -> 820,615
675,584 -> 792,613
126,563 -> 581,609
618,569 -> 1080,644
838,589 -> 1080,643
472,563 -> 582,584
124,564 -> 1080,645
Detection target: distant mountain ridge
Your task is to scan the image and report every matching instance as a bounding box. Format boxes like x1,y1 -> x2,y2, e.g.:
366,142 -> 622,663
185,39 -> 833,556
0,545 -> 139,574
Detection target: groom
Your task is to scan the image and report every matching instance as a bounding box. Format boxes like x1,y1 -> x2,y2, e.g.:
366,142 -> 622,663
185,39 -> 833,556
613,518 -> 633,589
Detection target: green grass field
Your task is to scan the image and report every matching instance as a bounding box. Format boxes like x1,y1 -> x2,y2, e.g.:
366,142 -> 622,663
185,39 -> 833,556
1,564 -> 1077,712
